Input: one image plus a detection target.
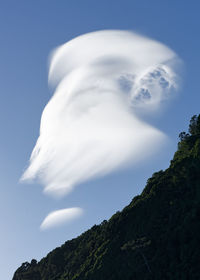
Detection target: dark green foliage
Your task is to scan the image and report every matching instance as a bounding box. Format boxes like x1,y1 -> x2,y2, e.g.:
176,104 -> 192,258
13,115 -> 200,280
189,115 -> 200,135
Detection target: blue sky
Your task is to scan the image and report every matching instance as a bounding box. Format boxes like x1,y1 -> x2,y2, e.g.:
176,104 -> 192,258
0,1 -> 200,279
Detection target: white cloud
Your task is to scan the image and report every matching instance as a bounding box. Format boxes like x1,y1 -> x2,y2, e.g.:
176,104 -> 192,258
21,30 -> 180,197
40,207 -> 83,230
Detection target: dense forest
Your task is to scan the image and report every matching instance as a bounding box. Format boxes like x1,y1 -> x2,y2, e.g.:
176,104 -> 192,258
13,115 -> 200,280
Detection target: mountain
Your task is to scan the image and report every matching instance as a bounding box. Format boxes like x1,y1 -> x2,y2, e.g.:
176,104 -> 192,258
13,115 -> 200,280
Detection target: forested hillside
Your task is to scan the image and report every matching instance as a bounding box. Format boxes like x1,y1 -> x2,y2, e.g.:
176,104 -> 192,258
13,115 -> 200,280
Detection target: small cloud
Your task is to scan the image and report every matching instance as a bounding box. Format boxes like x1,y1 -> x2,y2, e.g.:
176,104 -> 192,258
40,207 -> 83,230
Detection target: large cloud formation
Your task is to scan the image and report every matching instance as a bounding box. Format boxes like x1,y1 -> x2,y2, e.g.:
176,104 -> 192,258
22,30 -> 179,198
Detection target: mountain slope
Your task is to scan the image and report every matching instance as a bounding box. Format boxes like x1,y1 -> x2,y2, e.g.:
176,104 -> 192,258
13,115 -> 200,280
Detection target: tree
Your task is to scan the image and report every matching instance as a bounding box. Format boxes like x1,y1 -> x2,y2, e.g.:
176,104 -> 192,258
189,115 -> 200,135
179,131 -> 189,141
31,259 -> 37,266
121,237 -> 152,274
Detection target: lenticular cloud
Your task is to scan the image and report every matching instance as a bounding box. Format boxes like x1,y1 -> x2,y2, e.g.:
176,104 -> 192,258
21,30 -> 179,197
40,207 -> 83,230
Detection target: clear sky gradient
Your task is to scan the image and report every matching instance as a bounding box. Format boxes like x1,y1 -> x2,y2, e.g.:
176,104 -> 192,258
0,1 -> 200,279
